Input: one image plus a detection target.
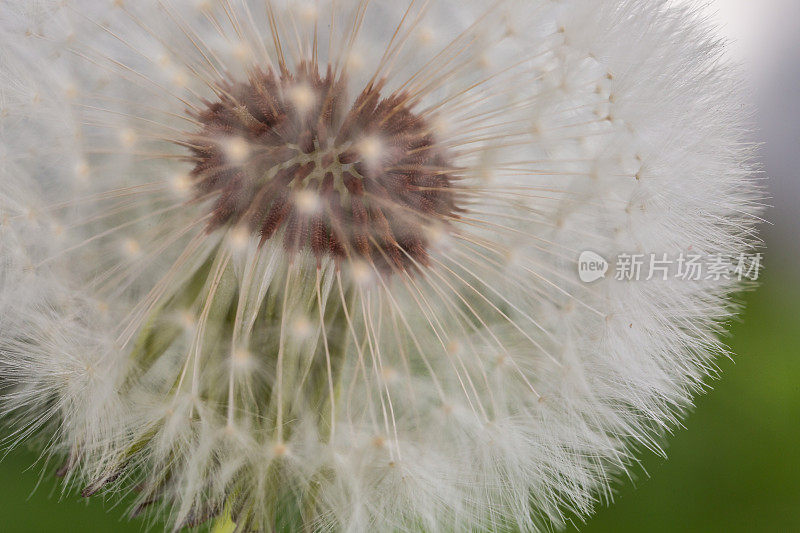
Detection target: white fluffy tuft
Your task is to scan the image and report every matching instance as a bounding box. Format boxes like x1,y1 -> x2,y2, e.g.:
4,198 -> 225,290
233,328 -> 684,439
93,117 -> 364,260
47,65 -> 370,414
0,1 -> 761,531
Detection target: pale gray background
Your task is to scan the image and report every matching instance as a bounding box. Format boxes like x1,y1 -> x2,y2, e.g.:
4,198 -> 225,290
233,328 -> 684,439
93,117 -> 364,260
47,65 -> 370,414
688,0 -> 799,277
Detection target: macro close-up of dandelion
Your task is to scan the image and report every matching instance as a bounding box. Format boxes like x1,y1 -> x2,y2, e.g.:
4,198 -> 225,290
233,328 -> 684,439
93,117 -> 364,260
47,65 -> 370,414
0,0 -> 771,531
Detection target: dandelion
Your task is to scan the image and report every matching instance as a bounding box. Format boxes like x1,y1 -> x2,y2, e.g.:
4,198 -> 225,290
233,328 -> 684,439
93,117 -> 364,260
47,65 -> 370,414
0,1 -> 761,531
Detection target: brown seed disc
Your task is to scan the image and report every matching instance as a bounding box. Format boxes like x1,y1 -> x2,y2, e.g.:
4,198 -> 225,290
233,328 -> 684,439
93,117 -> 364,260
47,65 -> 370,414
187,63 -> 459,273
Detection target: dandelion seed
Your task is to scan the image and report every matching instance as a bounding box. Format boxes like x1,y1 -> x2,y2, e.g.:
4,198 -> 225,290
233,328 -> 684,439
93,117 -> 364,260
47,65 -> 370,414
0,1 -> 761,532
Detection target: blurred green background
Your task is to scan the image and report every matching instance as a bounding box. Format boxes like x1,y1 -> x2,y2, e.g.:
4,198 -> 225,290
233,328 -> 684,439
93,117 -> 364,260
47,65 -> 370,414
1,269 -> 797,532
578,270 -> 800,533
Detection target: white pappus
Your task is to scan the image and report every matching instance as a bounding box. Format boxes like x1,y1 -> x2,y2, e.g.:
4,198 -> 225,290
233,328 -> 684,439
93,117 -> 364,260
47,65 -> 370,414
0,1 -> 761,532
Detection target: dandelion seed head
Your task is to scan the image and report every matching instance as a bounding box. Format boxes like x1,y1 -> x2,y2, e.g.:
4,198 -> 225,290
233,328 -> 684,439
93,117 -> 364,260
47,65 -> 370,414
0,0 -> 762,531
